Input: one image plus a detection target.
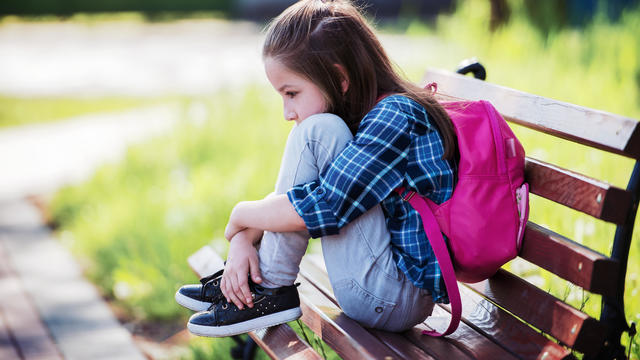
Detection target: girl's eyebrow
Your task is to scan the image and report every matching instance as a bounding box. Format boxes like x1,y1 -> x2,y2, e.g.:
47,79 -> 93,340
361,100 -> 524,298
278,84 -> 293,92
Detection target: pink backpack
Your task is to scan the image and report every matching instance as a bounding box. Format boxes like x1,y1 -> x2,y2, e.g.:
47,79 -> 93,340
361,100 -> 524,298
395,89 -> 529,336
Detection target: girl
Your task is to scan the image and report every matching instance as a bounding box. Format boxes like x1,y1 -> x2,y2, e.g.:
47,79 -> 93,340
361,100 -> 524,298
177,0 -> 457,338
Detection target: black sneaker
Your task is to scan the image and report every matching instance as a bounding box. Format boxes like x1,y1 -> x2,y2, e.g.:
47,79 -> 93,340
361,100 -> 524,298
187,283 -> 302,337
175,269 -> 225,311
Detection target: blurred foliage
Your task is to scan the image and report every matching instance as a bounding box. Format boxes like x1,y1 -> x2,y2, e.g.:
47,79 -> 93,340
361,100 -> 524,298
522,0 -> 638,36
44,0 -> 640,358
0,0 -> 233,17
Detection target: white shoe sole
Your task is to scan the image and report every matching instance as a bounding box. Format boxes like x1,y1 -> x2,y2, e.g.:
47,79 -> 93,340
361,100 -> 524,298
187,307 -> 302,337
175,291 -> 211,312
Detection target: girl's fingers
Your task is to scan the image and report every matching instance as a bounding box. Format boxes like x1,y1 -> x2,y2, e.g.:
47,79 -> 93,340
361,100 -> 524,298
229,275 -> 245,309
249,254 -> 262,284
220,275 -> 229,303
237,273 -> 253,308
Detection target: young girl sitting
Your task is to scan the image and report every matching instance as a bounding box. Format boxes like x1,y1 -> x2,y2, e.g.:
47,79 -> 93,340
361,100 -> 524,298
176,0 -> 457,337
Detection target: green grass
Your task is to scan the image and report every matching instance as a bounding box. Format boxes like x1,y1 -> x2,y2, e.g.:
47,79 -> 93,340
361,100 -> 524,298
46,1 -> 640,358
0,96 -> 161,128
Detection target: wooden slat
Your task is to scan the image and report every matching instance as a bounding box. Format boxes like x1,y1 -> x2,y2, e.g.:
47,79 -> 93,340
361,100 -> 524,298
467,269 -> 606,355
300,256 -> 440,359
370,330 -> 437,360
416,306 -> 520,360
300,255 -> 517,360
187,245 -> 322,360
424,68 -> 640,159
455,284 -> 574,359
187,245 -> 224,278
252,326 -> 324,360
296,276 -> 400,360
525,157 -> 631,224
520,222 -> 620,296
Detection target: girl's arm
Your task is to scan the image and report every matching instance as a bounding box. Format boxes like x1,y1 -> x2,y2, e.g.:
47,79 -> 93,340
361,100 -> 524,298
224,194 -> 306,241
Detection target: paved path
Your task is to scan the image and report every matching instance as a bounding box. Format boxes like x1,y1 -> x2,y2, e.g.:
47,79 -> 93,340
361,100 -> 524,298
0,104 -> 182,200
0,198 -> 146,359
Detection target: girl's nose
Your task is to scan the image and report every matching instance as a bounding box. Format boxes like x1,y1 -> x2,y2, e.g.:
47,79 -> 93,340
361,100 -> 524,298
284,109 -> 297,121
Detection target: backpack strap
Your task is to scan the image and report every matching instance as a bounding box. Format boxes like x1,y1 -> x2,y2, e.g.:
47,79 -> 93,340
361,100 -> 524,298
395,187 -> 462,336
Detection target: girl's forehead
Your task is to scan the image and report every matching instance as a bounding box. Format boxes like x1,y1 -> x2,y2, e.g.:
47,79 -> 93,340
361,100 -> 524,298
265,58 -> 302,82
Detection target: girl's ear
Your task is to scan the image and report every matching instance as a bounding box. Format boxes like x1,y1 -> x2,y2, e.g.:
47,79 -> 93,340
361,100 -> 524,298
334,64 -> 350,94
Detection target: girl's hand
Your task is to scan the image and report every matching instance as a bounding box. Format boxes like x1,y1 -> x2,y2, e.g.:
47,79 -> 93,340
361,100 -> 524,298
220,231 -> 263,310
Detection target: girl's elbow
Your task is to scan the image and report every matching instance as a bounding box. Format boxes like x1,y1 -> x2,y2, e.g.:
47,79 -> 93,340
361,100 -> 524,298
295,216 -> 307,231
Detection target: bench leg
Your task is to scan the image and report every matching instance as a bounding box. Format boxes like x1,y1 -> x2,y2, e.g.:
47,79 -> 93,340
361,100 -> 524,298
598,161 -> 640,359
231,335 -> 257,360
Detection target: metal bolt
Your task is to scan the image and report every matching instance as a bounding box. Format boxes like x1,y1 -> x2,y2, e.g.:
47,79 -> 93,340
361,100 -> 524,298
578,262 -> 583,271
596,193 -> 603,203
571,324 -> 577,334
541,352 -> 549,360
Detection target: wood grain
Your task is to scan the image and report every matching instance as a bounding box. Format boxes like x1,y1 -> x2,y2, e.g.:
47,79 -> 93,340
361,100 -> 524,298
417,305 -> 520,360
424,68 -> 640,159
525,157 -> 631,224
520,223 -> 620,296
370,330 -> 438,360
296,276 -> 401,360
455,284 -> 574,360
252,326 -> 324,360
467,269 -> 606,355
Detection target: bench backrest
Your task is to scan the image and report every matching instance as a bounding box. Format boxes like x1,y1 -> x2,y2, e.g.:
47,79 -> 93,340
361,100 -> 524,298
424,68 -> 639,357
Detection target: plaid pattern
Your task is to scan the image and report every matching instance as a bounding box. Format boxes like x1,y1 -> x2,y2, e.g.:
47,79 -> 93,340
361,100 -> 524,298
287,95 -> 455,303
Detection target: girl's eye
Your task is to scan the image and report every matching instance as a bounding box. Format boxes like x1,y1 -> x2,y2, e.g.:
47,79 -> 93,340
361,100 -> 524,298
285,91 -> 297,98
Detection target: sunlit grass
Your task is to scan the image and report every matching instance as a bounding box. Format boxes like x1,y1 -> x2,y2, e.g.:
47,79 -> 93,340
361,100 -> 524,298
0,96 -> 162,128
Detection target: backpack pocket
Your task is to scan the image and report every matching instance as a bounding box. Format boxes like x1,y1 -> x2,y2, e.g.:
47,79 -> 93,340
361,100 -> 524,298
515,182 -> 530,252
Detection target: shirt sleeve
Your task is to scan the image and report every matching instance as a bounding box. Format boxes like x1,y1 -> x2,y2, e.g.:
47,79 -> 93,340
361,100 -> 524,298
287,100 -> 412,238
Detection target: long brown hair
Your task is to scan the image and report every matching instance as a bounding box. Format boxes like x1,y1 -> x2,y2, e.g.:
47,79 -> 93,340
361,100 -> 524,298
263,0 -> 457,160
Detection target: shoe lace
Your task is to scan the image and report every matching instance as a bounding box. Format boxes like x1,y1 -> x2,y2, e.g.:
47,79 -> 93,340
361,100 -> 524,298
199,269 -> 224,285
199,269 -> 224,303
207,296 -> 230,311
200,278 -> 224,304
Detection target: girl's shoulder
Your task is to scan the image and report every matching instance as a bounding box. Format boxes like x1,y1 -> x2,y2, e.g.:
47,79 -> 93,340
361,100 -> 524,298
375,94 -> 426,114
372,94 -> 430,127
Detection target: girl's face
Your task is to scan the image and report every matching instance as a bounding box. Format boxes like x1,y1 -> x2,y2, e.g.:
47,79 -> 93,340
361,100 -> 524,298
265,57 -> 328,124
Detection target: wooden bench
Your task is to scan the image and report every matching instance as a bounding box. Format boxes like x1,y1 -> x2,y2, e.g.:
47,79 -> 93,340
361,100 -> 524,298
188,66 -> 638,359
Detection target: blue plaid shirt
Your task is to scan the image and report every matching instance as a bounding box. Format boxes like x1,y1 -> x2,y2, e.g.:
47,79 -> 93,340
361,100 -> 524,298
287,95 -> 456,303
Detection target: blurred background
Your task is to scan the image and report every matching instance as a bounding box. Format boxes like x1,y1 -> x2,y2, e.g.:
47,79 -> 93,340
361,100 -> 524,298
0,0 -> 639,359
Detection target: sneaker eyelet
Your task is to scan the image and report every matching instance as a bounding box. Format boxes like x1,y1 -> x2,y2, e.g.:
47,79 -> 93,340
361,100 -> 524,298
212,281 -> 219,286
222,304 -> 228,310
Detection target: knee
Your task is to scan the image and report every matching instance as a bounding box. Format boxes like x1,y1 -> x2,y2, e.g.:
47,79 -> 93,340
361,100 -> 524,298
297,113 -> 353,146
